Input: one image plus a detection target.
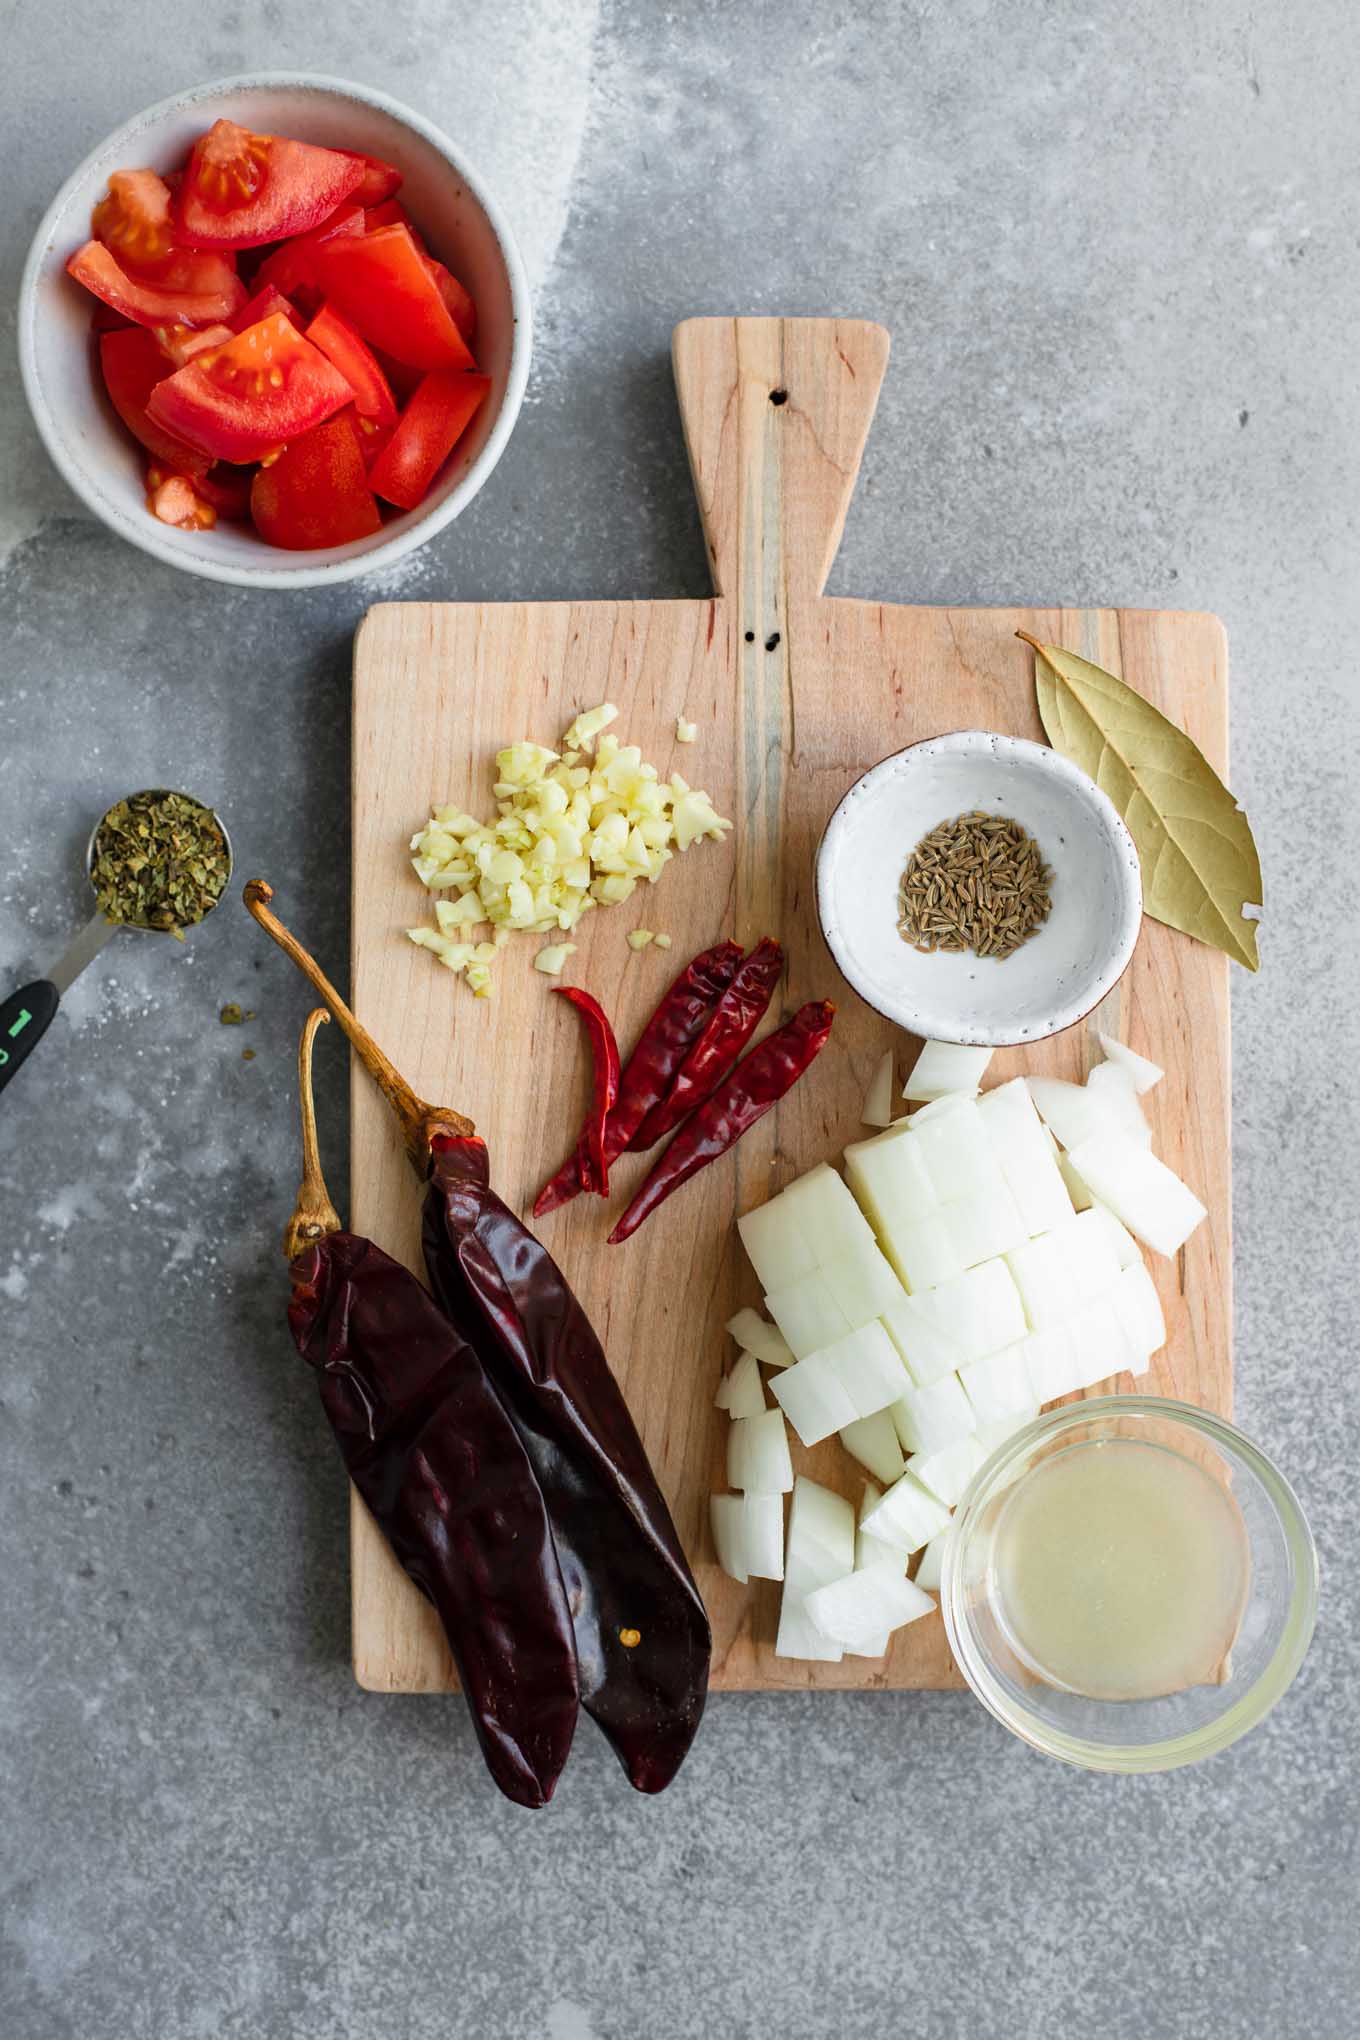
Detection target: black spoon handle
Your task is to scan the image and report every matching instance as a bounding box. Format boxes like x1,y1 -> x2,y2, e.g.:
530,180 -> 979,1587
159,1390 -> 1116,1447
0,981 -> 61,1097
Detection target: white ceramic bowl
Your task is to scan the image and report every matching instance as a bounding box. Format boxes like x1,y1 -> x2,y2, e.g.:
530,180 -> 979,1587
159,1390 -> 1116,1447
18,72 -> 531,588
815,731 -> 1143,1046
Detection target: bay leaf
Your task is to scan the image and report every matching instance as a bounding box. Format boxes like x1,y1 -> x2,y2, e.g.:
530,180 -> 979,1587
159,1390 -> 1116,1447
1018,633 -> 1262,971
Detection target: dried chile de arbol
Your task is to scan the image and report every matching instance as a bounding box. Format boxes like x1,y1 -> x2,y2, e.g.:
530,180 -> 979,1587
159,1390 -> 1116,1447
629,936 -> 783,1151
425,1133 -> 711,1794
550,986 -> 621,1195
282,1010 -> 580,1810
609,1000 -> 836,1243
534,939 -> 744,1217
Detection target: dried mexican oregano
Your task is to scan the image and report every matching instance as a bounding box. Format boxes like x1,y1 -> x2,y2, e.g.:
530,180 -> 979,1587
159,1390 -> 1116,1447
898,810 -> 1053,961
90,790 -> 229,937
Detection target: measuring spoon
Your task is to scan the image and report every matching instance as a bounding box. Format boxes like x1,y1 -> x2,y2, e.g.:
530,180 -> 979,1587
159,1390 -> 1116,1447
0,790 -> 232,1098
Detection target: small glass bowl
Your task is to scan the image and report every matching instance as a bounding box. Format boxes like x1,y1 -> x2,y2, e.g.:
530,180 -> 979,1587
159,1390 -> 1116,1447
941,1397 -> 1318,1772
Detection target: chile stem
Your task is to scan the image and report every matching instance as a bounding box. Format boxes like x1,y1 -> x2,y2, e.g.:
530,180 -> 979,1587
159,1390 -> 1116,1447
284,1010 -> 343,1261
244,879 -> 473,1168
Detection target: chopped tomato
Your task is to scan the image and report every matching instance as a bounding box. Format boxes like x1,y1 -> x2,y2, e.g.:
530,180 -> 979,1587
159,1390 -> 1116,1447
69,239 -> 246,330
89,300 -> 133,334
341,151 -> 403,204
195,463 -> 254,518
364,198 -> 422,241
249,412 -> 382,548
351,410 -> 397,470
368,370 -> 490,510
145,467 -> 217,529
425,259 -> 477,346
154,321 -> 235,368
252,205 -> 364,300
175,118 -> 367,249
99,327 -> 210,476
92,170 -> 177,272
305,304 -> 398,425
312,225 -> 476,372
228,283 -> 301,334
146,312 -> 353,462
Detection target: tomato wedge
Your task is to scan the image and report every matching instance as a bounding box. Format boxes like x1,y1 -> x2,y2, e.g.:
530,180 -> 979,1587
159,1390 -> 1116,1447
154,321 -> 235,368
368,370 -> 490,510
364,198 -> 421,240
312,225 -> 476,372
228,283 -> 301,334
69,239 -> 246,330
100,328 -> 211,475
146,312 -> 353,462
196,462 -> 254,518
341,151 -> 403,204
305,305 -> 398,425
92,170 -> 177,272
174,118 -> 366,249
252,205 -> 364,300
249,412 -> 382,548
425,259 -> 477,346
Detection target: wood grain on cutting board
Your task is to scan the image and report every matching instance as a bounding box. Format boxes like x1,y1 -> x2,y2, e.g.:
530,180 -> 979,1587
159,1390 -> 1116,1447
349,317 -> 1231,1693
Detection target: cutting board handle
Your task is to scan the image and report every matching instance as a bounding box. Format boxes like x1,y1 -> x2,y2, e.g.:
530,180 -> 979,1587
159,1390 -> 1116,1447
671,317 -> 890,607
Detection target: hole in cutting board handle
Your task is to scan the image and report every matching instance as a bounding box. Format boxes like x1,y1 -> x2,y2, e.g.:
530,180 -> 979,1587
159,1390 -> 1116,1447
769,387 -> 789,405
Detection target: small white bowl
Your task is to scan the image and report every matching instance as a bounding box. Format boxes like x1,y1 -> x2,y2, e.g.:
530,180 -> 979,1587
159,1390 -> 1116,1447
815,731 -> 1143,1047
18,72 -> 531,589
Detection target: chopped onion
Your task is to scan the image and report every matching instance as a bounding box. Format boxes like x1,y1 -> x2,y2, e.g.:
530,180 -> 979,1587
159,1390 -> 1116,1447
907,1092 -> 978,1125
958,1343 -> 1035,1422
898,1258 -> 1027,1367
1086,1202 -> 1141,1272
781,1162 -> 881,1262
914,1531 -> 948,1591
942,1182 -> 1028,1270
805,1566 -> 935,1654
861,1470 -> 951,1553
1098,1032 -> 1164,1094
890,1372 -> 977,1454
819,1321 -> 911,1420
725,1307 -> 795,1369
770,1351 -> 860,1446
881,1290 -> 969,1387
1054,1137 -> 1094,1212
911,1101 -> 1004,1202
908,1432 -> 987,1506
1064,1294 -> 1137,1391
737,1193 -> 809,1293
709,1493 -> 749,1583
1026,1075 -> 1120,1152
904,1039 -> 994,1102
1067,1132 -> 1207,1258
882,1208 -> 970,1292
843,1124 -> 939,1248
775,1477 -> 856,1661
1110,1262 -> 1166,1370
839,1410 -> 907,1485
764,1267 -> 853,1359
818,1240 -> 908,1327
727,1406 -> 795,1492
1020,1324 -> 1084,1404
1004,1230 -> 1081,1329
862,1049 -> 896,1127
974,1405 -> 1040,1454
742,1492 -> 786,1580
716,1348 -> 766,1420
1086,1060 -> 1152,1146
978,1076 -> 1077,1237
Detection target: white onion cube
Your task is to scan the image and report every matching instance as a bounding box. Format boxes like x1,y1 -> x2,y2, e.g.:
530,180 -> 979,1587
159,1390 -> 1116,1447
978,1076 -> 1077,1236
710,1494 -> 749,1583
840,1409 -> 907,1486
885,1209 -> 971,1292
904,1258 -> 1028,1366
1086,1059 -> 1150,1140
974,1405 -> 1041,1454
911,1100 -> 1006,1202
722,1348 -> 767,1419
805,1567 -> 936,1654
741,1493 -> 786,1581
856,1481 -> 908,1569
863,1049 -> 896,1127
959,1343 -> 1035,1422
890,1372 -> 977,1454
764,1267 -> 853,1359
904,1039 -> 994,1102
819,1240 -> 907,1328
1065,1295 -> 1137,1392
818,1321 -> 911,1419
1098,1031 -> 1164,1094
769,1351 -> 859,1446
881,1290 -> 969,1386
915,1532 -> 948,1591
861,1470 -> 952,1553
725,1307 -> 795,1369
1021,1324 -> 1086,1404
1067,1134 -> 1208,1258
783,1162 -> 879,1264
908,1432 -> 987,1506
1005,1231 -> 1080,1329
844,1122 -> 939,1232
1085,1203 -> 1141,1272
943,1183 -> 1028,1269
1111,1262 -> 1166,1371
776,1477 -> 856,1661
727,1406 -> 794,1493
1057,1143 -> 1094,1211
1027,1075 -> 1120,1151
908,1093 -> 977,1125
737,1193 -> 809,1293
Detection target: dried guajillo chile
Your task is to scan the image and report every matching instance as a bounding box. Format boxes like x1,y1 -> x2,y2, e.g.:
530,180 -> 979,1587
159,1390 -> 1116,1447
534,938 -> 744,1216
245,882 -> 711,1794
282,1009 -> 580,1809
609,1001 -> 837,1243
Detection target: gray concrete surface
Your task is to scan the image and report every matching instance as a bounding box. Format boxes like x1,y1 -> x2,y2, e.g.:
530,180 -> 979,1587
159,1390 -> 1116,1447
2,3 -> 1357,2035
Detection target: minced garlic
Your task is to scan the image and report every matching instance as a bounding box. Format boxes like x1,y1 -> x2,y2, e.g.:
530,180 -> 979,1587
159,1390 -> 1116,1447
407,704 -> 731,994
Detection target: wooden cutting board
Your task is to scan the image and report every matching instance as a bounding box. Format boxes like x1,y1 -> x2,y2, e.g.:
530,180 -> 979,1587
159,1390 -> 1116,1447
349,316 -> 1231,1693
